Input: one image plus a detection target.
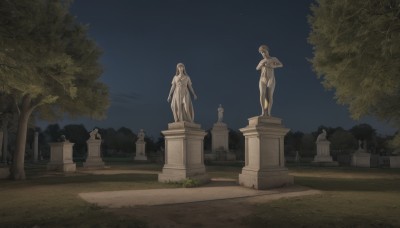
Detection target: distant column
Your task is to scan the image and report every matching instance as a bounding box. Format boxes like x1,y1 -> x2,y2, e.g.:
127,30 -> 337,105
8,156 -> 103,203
33,132 -> 39,163
135,129 -> 147,161
0,131 -> 3,162
2,125 -> 8,163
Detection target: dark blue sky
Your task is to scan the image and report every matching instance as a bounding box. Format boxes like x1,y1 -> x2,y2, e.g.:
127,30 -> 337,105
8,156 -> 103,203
40,0 -> 396,137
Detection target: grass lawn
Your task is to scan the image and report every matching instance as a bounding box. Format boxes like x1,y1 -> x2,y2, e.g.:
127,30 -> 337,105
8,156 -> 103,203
0,161 -> 176,228
244,167 -> 400,227
0,160 -> 399,227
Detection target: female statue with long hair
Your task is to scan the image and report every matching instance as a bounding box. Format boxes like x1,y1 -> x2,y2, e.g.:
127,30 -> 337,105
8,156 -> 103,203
167,63 -> 198,122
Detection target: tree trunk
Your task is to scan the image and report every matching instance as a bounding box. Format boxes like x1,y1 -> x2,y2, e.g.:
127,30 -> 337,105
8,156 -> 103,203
11,95 -> 33,180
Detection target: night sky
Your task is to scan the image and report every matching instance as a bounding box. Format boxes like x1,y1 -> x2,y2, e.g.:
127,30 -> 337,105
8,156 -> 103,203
39,0 -> 397,137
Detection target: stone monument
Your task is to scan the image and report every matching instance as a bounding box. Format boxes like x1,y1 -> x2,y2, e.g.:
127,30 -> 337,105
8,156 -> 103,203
135,129 -> 147,161
239,116 -> 293,189
352,140 -> 371,168
239,46 -> 292,189
83,128 -> 105,168
390,156 -> 400,168
313,129 -> 338,166
159,63 -> 209,183
47,136 -> 76,172
211,104 -> 235,160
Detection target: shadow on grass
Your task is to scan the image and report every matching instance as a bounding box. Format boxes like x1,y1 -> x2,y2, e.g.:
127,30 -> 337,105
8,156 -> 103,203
296,176 -> 400,192
0,173 -> 159,189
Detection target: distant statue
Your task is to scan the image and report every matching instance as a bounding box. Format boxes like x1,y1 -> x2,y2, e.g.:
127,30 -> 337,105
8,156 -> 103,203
217,104 -> 224,122
358,140 -> 362,149
58,135 -> 68,142
89,128 -> 101,140
167,63 -> 198,122
256,45 -> 283,116
316,129 -> 327,142
137,129 -> 145,141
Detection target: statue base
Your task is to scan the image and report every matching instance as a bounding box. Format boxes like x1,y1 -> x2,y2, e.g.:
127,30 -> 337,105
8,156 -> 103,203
390,156 -> 400,168
134,155 -> 148,161
47,142 -> 76,172
351,151 -> 371,168
238,116 -> 293,189
158,122 -> 210,184
135,141 -> 147,161
84,139 -> 105,168
211,122 -> 229,152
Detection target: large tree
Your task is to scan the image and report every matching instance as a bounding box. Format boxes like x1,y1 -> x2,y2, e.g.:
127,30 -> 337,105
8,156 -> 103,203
0,0 -> 109,179
308,0 -> 400,146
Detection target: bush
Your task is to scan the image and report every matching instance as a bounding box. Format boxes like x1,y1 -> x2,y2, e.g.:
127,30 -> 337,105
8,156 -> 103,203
181,178 -> 199,188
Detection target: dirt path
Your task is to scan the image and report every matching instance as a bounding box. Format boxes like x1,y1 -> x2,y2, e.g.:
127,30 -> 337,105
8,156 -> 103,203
80,180 -> 320,227
104,188 -> 320,227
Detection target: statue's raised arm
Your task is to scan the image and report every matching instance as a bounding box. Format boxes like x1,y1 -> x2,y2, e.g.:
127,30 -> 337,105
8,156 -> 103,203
257,45 -> 283,117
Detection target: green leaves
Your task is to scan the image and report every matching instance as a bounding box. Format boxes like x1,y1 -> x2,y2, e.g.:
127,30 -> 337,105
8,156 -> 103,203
0,0 -> 109,120
308,0 -> 400,146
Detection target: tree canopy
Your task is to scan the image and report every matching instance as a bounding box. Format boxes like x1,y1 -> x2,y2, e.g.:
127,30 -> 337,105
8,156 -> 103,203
308,0 -> 400,146
0,0 -> 109,120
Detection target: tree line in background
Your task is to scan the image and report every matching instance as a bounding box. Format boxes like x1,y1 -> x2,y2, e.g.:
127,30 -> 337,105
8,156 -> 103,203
1,122 -> 397,164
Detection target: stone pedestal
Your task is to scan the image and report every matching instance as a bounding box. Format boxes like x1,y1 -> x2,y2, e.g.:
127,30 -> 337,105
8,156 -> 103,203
390,156 -> 400,168
47,142 -> 76,172
211,122 -> 229,152
135,141 -> 147,161
238,116 -> 293,190
158,122 -> 209,183
313,141 -> 338,166
210,122 -> 236,161
351,151 -> 371,168
84,139 -> 104,168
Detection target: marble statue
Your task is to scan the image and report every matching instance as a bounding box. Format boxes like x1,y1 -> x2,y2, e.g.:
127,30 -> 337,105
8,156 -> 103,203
89,128 -> 101,140
167,63 -> 198,122
316,129 -> 327,142
137,129 -> 145,141
58,135 -> 69,142
256,45 -> 283,116
217,104 -> 224,122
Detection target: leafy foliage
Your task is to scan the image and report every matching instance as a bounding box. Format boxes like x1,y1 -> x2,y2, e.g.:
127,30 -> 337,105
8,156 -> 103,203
308,0 -> 400,147
0,0 -> 109,120
0,0 -> 109,179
